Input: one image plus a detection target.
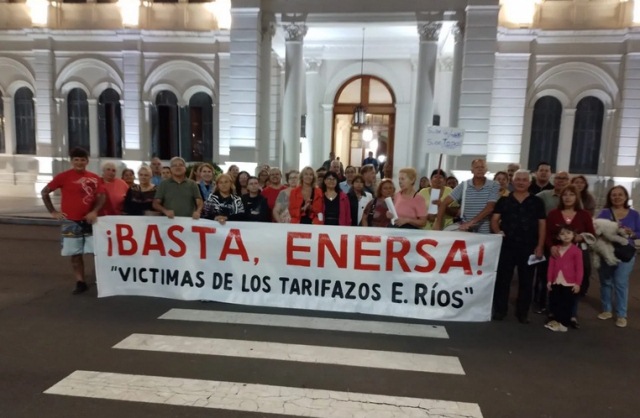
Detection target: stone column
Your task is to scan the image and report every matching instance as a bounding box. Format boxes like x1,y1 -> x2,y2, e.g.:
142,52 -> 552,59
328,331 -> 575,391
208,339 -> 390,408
53,98 -> 66,158
321,103 -> 333,168
87,99 -> 99,159
3,96 -> 14,155
281,22 -> 307,171
258,20 -> 275,166
122,48 -> 143,160
449,23 -> 464,128
305,59 -> 322,169
412,22 -> 441,175
228,7 -> 261,164
599,108 -> 617,176
556,108 -> 576,172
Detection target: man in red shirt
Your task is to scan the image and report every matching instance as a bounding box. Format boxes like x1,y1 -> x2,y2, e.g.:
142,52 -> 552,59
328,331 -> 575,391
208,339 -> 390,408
41,147 -> 105,294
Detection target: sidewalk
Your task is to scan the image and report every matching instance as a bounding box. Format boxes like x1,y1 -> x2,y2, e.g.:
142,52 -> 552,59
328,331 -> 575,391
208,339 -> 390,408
0,195 -> 60,226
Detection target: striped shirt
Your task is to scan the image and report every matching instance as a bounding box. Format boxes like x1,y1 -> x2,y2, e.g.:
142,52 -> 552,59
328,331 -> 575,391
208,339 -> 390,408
449,178 -> 500,234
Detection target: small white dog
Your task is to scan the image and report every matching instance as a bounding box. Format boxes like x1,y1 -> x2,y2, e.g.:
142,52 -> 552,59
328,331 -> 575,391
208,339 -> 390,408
591,218 -> 630,269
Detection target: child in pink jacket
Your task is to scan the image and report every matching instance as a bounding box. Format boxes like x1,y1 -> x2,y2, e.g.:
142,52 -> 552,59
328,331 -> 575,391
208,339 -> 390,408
545,225 -> 584,332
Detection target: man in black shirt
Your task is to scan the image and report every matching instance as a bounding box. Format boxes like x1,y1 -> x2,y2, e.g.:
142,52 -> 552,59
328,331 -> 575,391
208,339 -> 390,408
528,161 -> 554,194
242,176 -> 270,222
491,170 -> 546,323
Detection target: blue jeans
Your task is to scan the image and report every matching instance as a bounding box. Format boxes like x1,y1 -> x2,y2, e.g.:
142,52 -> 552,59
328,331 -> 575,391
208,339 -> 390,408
599,256 -> 636,318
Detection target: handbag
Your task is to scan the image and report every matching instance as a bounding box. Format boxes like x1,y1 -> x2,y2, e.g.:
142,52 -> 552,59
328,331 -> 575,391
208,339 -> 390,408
610,210 -> 636,262
613,242 -> 636,263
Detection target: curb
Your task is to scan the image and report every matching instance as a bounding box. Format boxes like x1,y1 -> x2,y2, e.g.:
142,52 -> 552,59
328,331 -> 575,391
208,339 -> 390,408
0,216 -> 60,226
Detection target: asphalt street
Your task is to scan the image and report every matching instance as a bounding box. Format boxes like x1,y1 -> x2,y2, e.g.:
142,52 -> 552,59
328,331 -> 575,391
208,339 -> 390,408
0,223 -> 639,418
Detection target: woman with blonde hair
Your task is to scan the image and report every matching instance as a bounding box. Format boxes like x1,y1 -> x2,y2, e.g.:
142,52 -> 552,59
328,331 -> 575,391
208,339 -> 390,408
362,178 -> 395,228
198,163 -> 216,200
289,166 -> 323,224
388,167 -> 427,229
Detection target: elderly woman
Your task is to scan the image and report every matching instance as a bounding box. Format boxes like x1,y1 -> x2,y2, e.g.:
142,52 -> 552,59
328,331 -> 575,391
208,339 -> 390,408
273,170 -> 300,223
121,168 -> 135,188
289,166 -> 323,224
347,174 -> 372,226
389,167 -> 427,229
99,162 -> 130,215
203,174 -> 245,224
320,171 -> 351,226
596,186 -> 640,328
123,166 -> 157,216
362,178 -> 395,228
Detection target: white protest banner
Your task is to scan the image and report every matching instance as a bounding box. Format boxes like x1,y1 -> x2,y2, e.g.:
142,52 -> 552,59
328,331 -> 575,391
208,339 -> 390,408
425,126 -> 465,156
94,217 -> 501,322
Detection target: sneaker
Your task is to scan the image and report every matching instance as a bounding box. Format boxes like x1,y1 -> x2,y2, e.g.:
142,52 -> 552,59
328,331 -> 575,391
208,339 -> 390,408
534,307 -> 547,315
570,318 -> 580,329
545,320 -> 559,330
554,324 -> 568,333
597,312 -> 613,320
72,281 -> 88,295
616,318 -> 627,328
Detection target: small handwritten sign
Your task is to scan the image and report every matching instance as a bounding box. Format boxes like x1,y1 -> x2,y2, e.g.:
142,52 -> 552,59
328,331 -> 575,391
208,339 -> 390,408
425,126 -> 465,156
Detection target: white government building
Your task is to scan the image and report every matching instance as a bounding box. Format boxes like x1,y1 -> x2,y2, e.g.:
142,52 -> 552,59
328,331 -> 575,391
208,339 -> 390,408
0,0 -> 638,204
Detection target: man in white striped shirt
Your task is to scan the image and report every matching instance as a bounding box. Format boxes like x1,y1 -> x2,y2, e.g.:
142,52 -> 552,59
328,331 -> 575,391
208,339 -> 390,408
433,159 -> 500,233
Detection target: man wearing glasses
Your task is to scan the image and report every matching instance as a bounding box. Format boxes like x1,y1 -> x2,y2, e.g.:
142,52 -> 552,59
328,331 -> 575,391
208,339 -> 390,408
261,167 -> 288,221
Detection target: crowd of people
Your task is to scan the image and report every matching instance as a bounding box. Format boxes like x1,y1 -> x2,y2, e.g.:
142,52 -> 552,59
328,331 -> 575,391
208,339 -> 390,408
41,148 -> 638,332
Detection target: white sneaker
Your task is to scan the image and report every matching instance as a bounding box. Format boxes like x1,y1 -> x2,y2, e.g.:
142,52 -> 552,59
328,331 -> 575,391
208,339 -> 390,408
554,324 -> 568,332
598,312 -> 613,320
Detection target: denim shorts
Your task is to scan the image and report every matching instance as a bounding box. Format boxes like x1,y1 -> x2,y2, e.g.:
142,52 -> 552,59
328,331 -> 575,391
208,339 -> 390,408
60,221 -> 94,256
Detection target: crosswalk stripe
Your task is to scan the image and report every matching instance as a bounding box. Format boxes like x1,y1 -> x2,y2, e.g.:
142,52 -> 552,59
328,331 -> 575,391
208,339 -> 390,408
45,370 -> 483,417
159,308 -> 449,339
114,333 -> 465,375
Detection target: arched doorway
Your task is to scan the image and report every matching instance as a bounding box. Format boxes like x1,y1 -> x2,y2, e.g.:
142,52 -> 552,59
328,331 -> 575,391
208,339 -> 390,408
332,75 -> 395,168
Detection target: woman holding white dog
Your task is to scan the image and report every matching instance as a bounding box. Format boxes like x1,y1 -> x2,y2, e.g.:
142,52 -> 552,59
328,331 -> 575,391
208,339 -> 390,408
596,186 -> 640,328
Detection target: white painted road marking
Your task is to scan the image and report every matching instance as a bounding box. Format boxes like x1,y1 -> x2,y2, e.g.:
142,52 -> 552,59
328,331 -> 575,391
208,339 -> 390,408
159,308 -> 449,339
45,370 -> 483,417
114,333 -> 465,375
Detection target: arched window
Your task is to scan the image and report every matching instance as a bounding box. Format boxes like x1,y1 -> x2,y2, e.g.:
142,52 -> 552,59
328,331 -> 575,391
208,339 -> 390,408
570,96 -> 603,174
14,87 -> 36,155
68,88 -> 90,154
187,93 -> 213,162
528,96 -> 562,171
98,89 -> 122,158
151,90 -> 179,160
333,75 -> 396,167
0,91 -> 5,153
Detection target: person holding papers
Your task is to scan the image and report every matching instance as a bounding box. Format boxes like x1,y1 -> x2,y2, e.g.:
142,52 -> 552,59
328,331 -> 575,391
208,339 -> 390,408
387,168 -> 427,229
419,169 -> 458,230
490,170 -> 546,324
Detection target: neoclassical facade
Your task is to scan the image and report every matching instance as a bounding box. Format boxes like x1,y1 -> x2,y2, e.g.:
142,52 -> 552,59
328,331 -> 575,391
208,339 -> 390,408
0,0 -> 639,203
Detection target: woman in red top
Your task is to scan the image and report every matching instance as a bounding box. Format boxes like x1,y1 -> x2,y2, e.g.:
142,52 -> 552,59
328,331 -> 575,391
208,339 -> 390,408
319,171 -> 351,226
545,184 -> 595,328
289,166 -> 323,224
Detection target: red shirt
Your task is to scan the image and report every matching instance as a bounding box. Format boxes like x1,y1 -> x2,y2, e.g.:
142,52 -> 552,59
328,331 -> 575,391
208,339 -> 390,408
100,178 -> 130,215
545,209 -> 595,249
47,169 -> 103,221
261,185 -> 288,221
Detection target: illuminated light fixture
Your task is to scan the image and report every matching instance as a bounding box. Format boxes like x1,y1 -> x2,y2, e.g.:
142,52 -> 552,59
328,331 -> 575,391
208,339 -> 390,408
206,0 -> 232,30
27,0 -> 49,27
353,28 -> 367,127
369,139 -> 379,154
362,128 -> 373,142
501,0 -> 541,27
118,0 -> 140,27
